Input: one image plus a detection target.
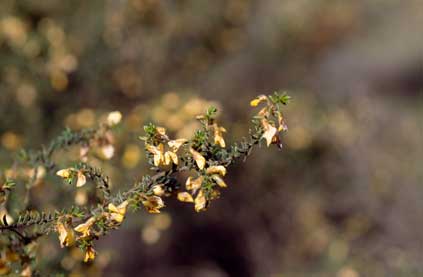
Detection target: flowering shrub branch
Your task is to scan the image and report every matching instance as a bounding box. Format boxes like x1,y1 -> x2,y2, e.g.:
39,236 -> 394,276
0,93 -> 290,275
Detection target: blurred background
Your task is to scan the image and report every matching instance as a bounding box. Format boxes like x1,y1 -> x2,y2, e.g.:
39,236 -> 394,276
0,0 -> 422,276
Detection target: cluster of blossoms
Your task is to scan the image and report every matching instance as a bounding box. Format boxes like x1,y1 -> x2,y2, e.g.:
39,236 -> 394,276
0,93 -> 289,273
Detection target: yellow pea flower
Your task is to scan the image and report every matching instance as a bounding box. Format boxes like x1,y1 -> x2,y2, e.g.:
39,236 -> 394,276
185,176 -> 203,191
194,190 -> 207,212
56,222 -> 75,248
206,165 -> 227,176
57,168 -> 87,187
261,119 -> 278,147
142,196 -> 165,214
167,139 -> 187,152
152,184 -> 165,196
74,217 -> 96,238
107,111 -> 122,126
164,151 -> 178,165
213,123 -> 226,148
211,175 -> 227,188
76,170 -> 87,187
108,200 -> 129,223
250,95 -> 268,107
190,148 -> 206,170
56,168 -> 72,179
177,192 -> 194,203
84,246 -> 96,262
146,144 -> 165,167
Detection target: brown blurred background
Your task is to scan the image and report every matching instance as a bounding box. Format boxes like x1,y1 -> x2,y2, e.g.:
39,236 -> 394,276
0,0 -> 423,276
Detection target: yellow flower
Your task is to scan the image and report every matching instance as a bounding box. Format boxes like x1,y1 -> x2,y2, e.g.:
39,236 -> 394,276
185,176 -> 203,191
57,168 -> 86,187
167,138 -> 187,151
146,143 -> 181,166
107,111 -> 122,126
76,170 -> 87,187
250,95 -> 268,107
194,190 -> 207,212
84,246 -> 96,263
156,126 -> 167,136
56,222 -> 75,248
142,196 -> 165,214
152,184 -> 165,196
74,217 -> 96,238
177,192 -> 194,203
190,148 -> 206,170
211,175 -> 227,188
206,165 -> 227,176
56,168 -> 72,179
146,143 -> 165,167
108,200 -> 129,223
164,151 -> 178,165
213,123 -> 226,148
261,119 -> 278,147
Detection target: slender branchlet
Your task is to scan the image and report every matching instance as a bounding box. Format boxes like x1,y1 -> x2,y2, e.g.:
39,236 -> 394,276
0,93 -> 290,274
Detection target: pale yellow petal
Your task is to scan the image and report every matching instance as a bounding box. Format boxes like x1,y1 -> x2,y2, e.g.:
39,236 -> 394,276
57,222 -> 75,248
56,168 -> 72,178
212,175 -> 227,188
168,139 -> 187,151
74,217 -> 96,237
206,165 -> 227,176
177,192 -> 194,203
190,148 -> 206,170
194,190 -> 207,212
76,171 -> 86,187
262,120 -> 278,147
186,176 -> 203,191
84,247 -> 96,262
152,185 -> 165,196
